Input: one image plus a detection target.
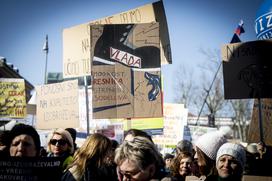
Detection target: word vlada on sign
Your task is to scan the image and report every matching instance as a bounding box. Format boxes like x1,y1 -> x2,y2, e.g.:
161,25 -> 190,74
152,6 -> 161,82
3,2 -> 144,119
110,47 -> 141,68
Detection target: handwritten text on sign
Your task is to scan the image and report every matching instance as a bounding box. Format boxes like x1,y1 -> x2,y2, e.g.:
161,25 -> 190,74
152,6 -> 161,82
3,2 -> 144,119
0,78 -> 26,118
36,80 -> 79,129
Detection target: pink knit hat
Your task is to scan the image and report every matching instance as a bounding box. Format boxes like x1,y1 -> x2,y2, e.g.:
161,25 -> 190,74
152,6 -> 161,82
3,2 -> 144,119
195,130 -> 227,160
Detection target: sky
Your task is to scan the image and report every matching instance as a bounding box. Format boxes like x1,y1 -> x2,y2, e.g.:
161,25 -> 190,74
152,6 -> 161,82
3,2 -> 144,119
0,0 -> 264,106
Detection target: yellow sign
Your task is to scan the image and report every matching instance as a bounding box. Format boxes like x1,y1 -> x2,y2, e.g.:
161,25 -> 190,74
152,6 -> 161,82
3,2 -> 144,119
0,78 -> 26,118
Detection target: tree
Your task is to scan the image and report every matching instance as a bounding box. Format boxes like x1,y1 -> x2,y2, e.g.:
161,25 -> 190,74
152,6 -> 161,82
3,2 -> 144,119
196,48 -> 227,118
173,47 -> 252,141
230,99 -> 253,141
173,65 -> 197,110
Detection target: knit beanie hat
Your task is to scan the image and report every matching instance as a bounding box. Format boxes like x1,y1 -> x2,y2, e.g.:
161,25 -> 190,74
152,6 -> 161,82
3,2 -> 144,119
195,130 -> 227,160
9,124 -> 41,153
216,143 -> 246,169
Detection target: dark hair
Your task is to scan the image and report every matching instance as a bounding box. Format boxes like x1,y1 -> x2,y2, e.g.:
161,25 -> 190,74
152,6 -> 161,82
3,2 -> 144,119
65,128 -> 77,142
111,139 -> 119,150
196,147 -> 216,176
0,131 -> 10,146
9,124 -> 41,156
164,153 -> 174,161
0,131 -> 10,156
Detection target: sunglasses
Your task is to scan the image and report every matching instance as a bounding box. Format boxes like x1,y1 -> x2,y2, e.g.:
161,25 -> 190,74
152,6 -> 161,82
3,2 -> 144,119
50,139 -> 67,146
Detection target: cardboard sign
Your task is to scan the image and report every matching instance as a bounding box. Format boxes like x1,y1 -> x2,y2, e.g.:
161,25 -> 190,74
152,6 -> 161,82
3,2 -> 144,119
63,23 -> 92,78
247,99 -> 272,145
35,80 -> 79,129
63,1 -> 171,78
221,40 -> 272,99
243,175 -> 272,181
0,78 -> 26,118
91,23 -> 162,119
0,157 -> 62,181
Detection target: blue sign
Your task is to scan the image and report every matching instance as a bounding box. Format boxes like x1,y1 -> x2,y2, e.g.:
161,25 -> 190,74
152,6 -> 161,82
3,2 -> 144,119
255,0 -> 272,39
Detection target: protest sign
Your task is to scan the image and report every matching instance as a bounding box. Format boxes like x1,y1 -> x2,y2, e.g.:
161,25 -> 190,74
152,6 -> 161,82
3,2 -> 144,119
152,103 -> 188,146
63,23 -> 91,78
221,40 -> 272,99
78,88 -> 94,131
0,78 -> 26,118
97,123 -> 124,143
35,80 -> 79,129
248,99 -> 272,146
0,157 -> 62,181
63,1 -> 171,78
124,117 -> 164,136
91,23 -> 162,119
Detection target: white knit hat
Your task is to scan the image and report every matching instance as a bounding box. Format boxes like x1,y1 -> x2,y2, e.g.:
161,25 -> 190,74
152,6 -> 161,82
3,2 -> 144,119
195,130 -> 227,160
216,143 -> 246,169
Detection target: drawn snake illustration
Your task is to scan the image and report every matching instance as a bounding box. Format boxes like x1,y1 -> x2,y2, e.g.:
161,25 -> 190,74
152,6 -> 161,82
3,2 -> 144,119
144,72 -> 161,101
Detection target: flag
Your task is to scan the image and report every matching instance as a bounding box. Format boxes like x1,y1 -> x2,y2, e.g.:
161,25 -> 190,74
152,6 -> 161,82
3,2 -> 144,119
43,34 -> 49,53
230,20 -> 245,43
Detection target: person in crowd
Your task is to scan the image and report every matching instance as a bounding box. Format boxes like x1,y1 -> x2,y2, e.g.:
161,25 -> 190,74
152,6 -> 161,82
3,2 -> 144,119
65,128 -> 78,153
194,130 -> 227,179
209,142 -> 246,181
47,128 -> 74,170
62,133 -> 117,181
124,129 -> 153,143
115,136 -> 166,181
244,142 -> 272,176
175,140 -> 194,156
164,153 -> 174,175
8,124 -> 41,157
40,146 -> 48,157
107,139 -> 119,165
124,129 -> 167,179
0,130 -> 10,157
162,152 -> 193,181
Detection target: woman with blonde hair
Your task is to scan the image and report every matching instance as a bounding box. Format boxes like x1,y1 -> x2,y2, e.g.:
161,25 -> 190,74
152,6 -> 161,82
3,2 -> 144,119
47,128 -> 74,170
62,133 -> 117,181
115,136 -> 166,181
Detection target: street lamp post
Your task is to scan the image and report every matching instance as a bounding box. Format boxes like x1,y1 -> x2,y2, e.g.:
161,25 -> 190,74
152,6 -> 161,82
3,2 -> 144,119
43,35 -> 49,84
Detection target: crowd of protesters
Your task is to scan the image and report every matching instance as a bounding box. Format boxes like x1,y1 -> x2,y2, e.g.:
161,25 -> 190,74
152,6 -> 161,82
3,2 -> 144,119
0,124 -> 271,181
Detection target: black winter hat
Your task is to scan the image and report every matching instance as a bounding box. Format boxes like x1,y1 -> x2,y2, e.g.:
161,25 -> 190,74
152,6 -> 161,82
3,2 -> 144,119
9,124 -> 41,154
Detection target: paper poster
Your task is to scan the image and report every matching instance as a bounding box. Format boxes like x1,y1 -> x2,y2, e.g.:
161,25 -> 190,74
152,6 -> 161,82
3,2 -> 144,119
152,103 -> 188,146
35,80 -> 79,129
0,78 -> 26,118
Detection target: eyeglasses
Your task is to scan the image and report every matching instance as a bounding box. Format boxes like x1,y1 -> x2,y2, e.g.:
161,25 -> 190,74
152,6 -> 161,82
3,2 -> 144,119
118,168 -> 142,179
50,139 -> 67,146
